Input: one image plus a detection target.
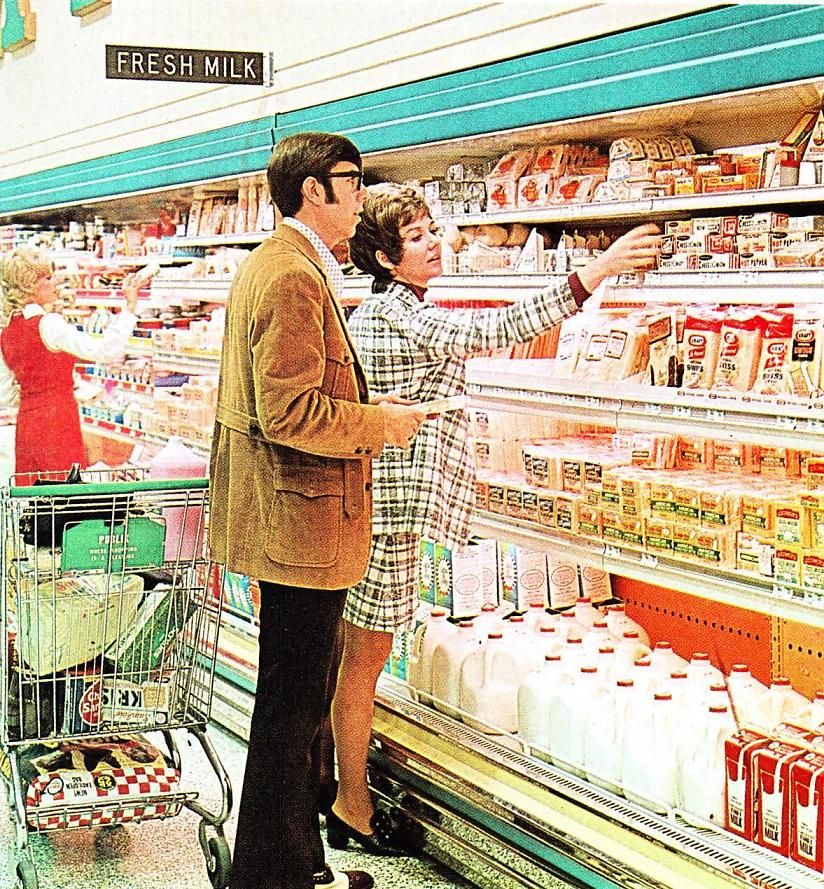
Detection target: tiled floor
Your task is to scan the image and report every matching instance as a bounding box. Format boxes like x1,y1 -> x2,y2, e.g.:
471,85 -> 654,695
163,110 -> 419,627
0,724 -> 474,889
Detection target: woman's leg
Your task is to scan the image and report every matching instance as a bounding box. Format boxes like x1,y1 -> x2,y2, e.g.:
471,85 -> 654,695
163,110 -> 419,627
330,620 -> 394,832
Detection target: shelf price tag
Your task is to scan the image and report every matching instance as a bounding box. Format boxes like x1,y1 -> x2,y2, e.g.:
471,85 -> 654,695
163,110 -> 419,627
674,405 -> 691,418
604,544 -> 621,559
584,396 -> 600,409
644,402 -> 663,415
775,415 -> 795,430
708,409 -> 725,422
640,553 -> 659,569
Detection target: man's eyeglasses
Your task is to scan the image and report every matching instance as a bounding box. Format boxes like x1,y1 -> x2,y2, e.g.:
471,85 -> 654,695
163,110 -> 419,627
324,170 -> 364,190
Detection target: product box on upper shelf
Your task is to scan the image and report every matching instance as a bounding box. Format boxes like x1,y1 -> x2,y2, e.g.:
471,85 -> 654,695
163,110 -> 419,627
497,542 -> 548,611
418,539 -> 436,604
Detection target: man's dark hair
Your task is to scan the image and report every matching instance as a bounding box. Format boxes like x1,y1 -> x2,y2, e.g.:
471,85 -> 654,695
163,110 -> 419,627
267,131 -> 361,217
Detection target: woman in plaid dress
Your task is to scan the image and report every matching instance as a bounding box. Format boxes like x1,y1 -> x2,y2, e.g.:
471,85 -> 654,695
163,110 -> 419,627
327,183 -> 661,853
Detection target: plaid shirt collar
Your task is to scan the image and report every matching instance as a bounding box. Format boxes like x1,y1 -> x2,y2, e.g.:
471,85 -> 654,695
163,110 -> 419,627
281,217 -> 345,300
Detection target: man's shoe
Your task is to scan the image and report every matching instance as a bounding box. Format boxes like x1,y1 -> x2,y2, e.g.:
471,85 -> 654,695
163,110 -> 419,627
313,865 -> 374,888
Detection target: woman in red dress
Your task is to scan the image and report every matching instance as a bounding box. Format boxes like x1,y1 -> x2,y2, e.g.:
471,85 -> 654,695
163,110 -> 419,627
0,248 -> 139,480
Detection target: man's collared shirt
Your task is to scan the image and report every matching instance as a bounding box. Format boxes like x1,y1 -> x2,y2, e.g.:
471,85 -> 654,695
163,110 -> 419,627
281,217 -> 345,300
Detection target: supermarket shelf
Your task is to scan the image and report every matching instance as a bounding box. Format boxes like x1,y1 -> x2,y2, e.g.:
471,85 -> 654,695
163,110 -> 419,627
471,511 -> 824,628
173,231 -> 271,247
152,349 -> 220,374
465,358 -> 824,450
81,415 -> 144,445
372,680 -> 823,889
73,288 -> 154,308
76,370 -> 153,396
602,268 -> 824,306
151,277 -> 232,304
442,184 -> 824,228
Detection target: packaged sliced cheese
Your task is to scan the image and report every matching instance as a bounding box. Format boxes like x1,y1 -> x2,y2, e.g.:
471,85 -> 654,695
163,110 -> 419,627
754,310 -> 794,395
683,309 -> 724,389
645,309 -> 678,386
789,307 -> 824,396
714,307 -> 765,392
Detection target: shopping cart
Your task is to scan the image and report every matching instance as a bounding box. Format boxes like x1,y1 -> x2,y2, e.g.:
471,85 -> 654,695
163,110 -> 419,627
0,469 -> 232,889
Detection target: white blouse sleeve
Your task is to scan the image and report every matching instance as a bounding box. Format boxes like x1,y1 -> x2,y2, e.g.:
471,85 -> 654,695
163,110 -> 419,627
39,310 -> 137,365
0,347 -> 20,409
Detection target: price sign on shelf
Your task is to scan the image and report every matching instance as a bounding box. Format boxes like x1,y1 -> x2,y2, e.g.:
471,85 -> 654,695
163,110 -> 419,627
604,544 -> 621,559
674,405 -> 691,418
644,402 -> 662,415
708,409 -> 725,422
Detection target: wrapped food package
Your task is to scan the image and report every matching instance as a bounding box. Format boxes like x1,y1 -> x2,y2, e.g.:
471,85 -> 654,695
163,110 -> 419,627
714,308 -> 765,392
683,309 -> 724,389
753,310 -> 794,395
789,308 -> 824,396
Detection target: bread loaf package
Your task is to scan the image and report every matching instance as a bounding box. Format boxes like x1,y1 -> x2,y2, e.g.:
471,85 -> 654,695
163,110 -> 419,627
714,307 -> 765,392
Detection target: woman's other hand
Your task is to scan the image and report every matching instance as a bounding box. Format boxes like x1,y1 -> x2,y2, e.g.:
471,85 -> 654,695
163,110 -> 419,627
120,273 -> 140,313
577,223 -> 662,293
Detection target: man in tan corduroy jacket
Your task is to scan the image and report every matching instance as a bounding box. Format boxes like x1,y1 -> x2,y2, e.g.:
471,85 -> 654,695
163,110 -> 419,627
209,131 -> 424,889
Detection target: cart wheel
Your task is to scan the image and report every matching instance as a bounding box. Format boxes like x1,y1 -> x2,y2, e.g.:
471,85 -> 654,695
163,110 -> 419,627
16,858 -> 38,889
205,835 -> 231,889
94,824 -> 130,857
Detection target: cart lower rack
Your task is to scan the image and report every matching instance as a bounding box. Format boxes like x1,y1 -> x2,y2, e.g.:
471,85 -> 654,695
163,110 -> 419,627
0,471 -> 232,889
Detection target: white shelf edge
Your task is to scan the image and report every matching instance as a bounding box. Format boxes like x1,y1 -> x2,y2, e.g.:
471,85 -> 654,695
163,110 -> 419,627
442,185 -> 824,228
471,512 -> 824,628
173,231 -> 271,247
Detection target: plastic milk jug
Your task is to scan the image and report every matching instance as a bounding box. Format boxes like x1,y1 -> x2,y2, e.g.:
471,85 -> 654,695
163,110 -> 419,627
556,609 -> 586,643
613,631 -> 652,678
726,664 -> 768,727
473,602 -> 504,639
582,619 -> 614,657
460,632 -> 529,734
503,616 -> 545,673
685,652 -> 724,689
584,678 -> 636,794
535,624 -> 561,657
649,641 -> 689,681
605,603 -> 650,647
558,635 -> 587,678
548,665 -> 603,777
678,703 -> 737,825
754,677 -> 810,730
573,596 -> 601,630
149,436 -> 207,560
518,653 -> 566,758
798,690 -> 824,732
622,691 -> 679,813
407,609 -> 456,699
524,602 -> 555,634
430,621 -> 480,719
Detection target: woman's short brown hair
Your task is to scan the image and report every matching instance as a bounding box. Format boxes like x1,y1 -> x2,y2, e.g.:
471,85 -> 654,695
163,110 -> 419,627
348,183 -> 429,291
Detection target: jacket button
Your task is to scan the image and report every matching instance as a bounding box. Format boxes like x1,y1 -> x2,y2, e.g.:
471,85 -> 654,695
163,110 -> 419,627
354,446 -> 363,454
364,447 -> 372,455
365,482 -> 373,491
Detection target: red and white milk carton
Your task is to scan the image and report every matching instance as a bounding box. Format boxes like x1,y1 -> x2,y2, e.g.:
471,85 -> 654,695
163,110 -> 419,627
725,728 -> 770,840
790,747 -> 824,871
752,724 -> 811,856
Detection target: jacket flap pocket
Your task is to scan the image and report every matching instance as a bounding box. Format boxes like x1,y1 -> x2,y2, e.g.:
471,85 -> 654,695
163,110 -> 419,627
273,465 -> 343,497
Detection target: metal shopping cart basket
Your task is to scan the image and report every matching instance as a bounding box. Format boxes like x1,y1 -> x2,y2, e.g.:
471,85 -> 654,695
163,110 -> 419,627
0,468 -> 232,889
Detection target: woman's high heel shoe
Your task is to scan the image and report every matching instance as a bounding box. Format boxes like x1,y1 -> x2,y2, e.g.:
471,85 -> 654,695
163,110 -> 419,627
325,808 -> 404,856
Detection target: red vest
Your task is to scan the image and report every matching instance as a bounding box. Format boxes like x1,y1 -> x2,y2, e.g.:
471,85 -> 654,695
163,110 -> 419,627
0,313 -> 86,477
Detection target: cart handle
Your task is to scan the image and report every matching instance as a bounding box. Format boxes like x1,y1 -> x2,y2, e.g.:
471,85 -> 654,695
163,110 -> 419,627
8,477 -> 210,498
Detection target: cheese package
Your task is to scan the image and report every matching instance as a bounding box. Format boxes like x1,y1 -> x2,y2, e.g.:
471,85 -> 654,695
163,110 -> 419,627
517,174 -> 553,209
574,314 -> 649,383
754,310 -> 794,395
645,309 -> 679,386
714,308 -> 765,392
683,309 -> 723,389
789,308 -> 824,396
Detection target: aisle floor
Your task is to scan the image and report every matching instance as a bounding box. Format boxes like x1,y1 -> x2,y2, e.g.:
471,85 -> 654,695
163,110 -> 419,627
0,724 -> 476,889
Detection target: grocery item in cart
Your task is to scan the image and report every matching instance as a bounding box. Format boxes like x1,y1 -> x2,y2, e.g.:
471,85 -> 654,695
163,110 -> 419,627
20,734 -> 181,830
15,572 -> 143,676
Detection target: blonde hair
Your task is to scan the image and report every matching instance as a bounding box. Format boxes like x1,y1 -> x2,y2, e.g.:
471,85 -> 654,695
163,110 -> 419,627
0,248 -> 53,323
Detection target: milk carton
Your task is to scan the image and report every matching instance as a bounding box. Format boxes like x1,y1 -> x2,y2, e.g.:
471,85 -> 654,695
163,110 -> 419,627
498,543 -> 549,610
753,726 -> 810,856
789,747 -> 824,871
579,564 -> 612,603
725,728 -> 771,840
546,553 -> 580,608
418,539 -> 436,604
